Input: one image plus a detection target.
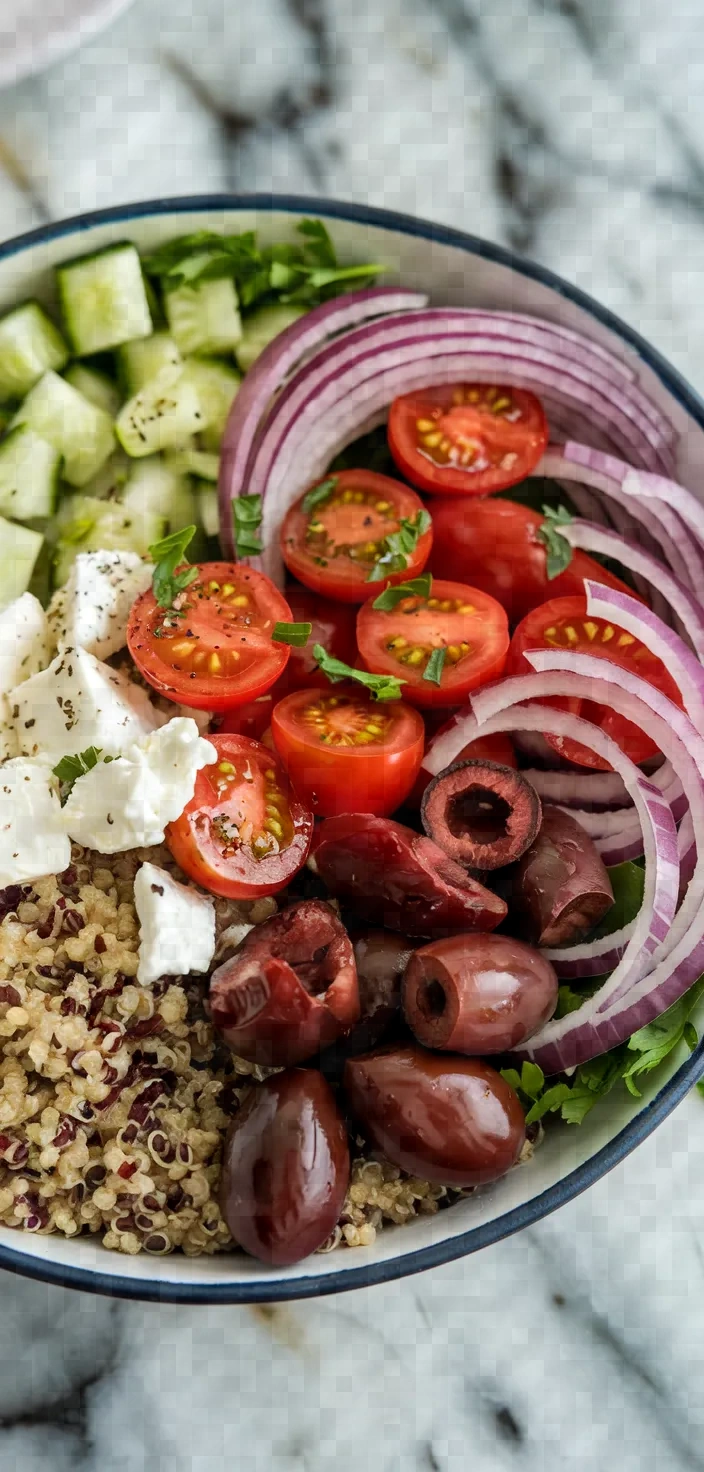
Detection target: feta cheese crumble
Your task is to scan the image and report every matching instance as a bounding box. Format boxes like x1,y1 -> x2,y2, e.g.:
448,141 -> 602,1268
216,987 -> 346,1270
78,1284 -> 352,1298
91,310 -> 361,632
47,549 -> 153,660
134,861 -> 216,986
62,716 -> 216,853
0,593 -> 50,694
11,645 -> 163,762
0,759 -> 71,884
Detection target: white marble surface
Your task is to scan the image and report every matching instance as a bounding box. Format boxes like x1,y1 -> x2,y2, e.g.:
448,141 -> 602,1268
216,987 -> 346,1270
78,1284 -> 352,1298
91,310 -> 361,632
2,0 -> 704,1465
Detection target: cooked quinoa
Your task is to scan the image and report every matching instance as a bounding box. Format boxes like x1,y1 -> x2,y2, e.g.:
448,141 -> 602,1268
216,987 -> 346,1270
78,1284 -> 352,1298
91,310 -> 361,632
0,848 -> 471,1258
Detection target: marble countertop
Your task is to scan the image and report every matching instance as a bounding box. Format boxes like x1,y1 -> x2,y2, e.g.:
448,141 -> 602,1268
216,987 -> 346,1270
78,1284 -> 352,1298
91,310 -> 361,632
2,0 -> 704,1465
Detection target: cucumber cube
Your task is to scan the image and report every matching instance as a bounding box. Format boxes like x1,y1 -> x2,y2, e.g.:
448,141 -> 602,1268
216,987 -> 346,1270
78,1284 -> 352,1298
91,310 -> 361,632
236,304 -> 307,373
64,363 -> 121,418
57,242 -> 153,355
182,357 -> 240,452
0,517 -> 44,609
116,364 -> 205,457
0,301 -> 68,401
10,371 -> 116,487
0,426 -> 60,521
165,277 -> 242,356
118,332 -> 182,395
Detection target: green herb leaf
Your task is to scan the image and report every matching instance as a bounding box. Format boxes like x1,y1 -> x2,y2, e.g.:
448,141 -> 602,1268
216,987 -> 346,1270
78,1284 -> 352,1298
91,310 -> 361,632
621,976 -> 704,1095
53,746 -> 114,801
538,504 -> 574,580
423,646 -> 446,686
366,510 -> 432,583
555,984 -> 587,1018
302,477 -> 338,515
589,861 -> 645,941
524,1083 -> 574,1125
272,621 -> 312,647
148,524 -> 199,610
313,643 -> 406,702
371,574 -> 433,611
296,218 -> 338,269
232,494 -> 263,558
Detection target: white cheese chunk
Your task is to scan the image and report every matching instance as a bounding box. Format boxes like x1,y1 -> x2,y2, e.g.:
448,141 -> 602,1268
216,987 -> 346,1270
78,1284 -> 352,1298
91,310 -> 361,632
0,697 -> 19,762
0,758 -> 71,885
0,593 -> 50,695
62,716 -> 216,853
134,861 -> 215,985
47,549 -> 153,661
11,645 -> 163,762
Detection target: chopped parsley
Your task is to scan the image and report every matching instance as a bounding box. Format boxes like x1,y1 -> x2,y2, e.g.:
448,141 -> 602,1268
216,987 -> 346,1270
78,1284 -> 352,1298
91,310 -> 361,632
423,646 -> 446,686
53,746 -> 114,800
232,495 -> 263,558
148,525 -> 198,610
272,621 -> 312,647
538,504 -> 574,580
371,574 -> 433,610
366,510 -> 432,583
313,644 -> 406,702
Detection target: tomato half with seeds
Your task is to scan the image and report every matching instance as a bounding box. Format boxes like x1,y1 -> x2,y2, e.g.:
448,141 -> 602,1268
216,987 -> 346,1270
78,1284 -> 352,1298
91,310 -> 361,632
388,384 -> 548,496
271,684 -> 425,817
127,562 -> 292,713
165,734 -> 313,898
429,496 -> 641,625
280,469 -> 433,603
356,580 -> 509,710
508,595 -> 683,771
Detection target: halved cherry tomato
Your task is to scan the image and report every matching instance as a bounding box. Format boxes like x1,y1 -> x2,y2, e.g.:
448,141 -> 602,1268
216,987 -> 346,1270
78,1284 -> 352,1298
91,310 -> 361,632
127,562 -> 292,712
271,684 -> 425,817
280,469 -> 432,603
388,384 -> 548,496
429,497 -> 640,625
165,733 -> 313,898
508,595 -> 683,771
356,579 -> 509,710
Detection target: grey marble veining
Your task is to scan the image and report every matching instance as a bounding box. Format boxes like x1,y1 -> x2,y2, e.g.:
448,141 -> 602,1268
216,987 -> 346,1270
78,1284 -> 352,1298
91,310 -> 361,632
1,1 -> 704,1465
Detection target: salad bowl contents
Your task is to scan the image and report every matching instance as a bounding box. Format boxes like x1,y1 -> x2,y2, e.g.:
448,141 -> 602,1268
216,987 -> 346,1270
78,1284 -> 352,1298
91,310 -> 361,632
0,198 -> 703,1301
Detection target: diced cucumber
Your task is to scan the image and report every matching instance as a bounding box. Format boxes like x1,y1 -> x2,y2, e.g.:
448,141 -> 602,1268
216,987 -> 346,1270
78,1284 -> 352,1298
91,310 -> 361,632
122,458 -> 199,535
197,483 -> 219,538
182,357 -> 240,452
57,242 -> 153,356
118,332 -> 182,395
79,449 -> 132,501
116,364 -> 205,457
165,447 -> 219,481
236,304 -> 307,373
0,301 -> 69,401
0,426 -> 60,521
64,363 -> 121,418
10,371 -> 115,487
53,494 -> 166,588
164,277 -> 242,356
0,516 -> 44,609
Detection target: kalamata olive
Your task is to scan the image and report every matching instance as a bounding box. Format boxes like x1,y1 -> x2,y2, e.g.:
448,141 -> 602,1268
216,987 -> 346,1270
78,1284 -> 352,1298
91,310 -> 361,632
516,806 -> 614,946
208,900 -> 360,1067
421,759 -> 542,870
344,1045 -> 525,1187
220,1069 -> 350,1265
411,730 -> 517,809
312,813 -> 507,938
353,930 -> 414,1045
402,933 -> 558,1053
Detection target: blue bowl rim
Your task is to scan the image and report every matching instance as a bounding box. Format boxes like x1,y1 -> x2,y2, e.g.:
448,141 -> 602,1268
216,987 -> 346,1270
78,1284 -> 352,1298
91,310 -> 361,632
0,190 -> 703,1304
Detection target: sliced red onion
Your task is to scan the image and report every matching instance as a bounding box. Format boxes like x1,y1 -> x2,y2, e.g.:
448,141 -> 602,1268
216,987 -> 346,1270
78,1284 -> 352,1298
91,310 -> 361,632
218,286 -> 428,554
540,444 -> 704,595
560,523 -> 704,659
584,581 -> 704,733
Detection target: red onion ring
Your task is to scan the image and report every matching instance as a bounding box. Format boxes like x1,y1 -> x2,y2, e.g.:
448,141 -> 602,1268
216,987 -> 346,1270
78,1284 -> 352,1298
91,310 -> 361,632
218,286 -> 428,555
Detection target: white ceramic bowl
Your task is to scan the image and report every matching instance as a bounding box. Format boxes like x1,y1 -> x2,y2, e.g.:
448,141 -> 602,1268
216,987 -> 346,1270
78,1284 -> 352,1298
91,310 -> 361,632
1,195 -> 703,1303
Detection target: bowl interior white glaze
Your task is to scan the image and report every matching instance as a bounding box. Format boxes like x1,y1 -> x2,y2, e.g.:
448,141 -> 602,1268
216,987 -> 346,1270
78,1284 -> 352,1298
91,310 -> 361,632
1,196 -> 703,1303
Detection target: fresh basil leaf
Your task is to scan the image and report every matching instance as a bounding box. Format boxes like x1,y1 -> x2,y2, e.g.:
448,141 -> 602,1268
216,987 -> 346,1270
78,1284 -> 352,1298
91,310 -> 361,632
423,647 -> 446,686
372,574 -> 433,611
272,622 -> 312,647
366,509 -> 432,582
302,477 -> 338,515
297,218 -> 338,269
313,643 -> 406,702
232,494 -> 263,558
148,524 -> 198,609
